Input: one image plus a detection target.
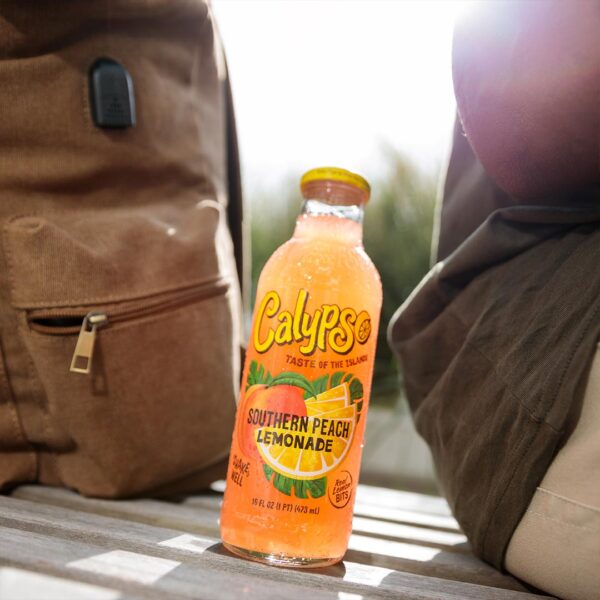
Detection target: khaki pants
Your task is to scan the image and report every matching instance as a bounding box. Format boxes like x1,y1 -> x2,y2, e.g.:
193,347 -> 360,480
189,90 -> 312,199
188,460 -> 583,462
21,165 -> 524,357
505,345 -> 600,600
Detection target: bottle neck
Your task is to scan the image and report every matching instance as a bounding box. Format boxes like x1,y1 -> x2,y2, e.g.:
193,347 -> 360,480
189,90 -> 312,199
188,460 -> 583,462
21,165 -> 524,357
293,199 -> 364,244
301,199 -> 364,223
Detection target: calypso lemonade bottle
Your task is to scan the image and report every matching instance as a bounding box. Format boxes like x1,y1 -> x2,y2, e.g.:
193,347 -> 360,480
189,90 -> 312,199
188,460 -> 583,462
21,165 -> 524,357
220,167 -> 382,567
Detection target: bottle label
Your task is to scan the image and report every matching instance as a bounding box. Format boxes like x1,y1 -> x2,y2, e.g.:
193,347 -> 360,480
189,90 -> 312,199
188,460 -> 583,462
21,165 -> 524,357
234,288 -> 376,504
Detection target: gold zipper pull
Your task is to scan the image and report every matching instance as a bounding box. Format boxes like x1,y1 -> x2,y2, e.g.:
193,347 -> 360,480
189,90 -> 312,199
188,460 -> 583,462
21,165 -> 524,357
70,312 -> 108,375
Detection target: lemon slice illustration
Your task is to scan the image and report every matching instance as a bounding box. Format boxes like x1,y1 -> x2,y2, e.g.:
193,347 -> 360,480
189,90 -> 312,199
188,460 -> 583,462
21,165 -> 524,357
255,401 -> 356,480
305,382 -> 350,416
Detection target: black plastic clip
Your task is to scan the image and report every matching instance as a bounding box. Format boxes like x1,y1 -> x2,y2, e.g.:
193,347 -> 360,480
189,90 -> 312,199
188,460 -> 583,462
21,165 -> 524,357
89,58 -> 136,128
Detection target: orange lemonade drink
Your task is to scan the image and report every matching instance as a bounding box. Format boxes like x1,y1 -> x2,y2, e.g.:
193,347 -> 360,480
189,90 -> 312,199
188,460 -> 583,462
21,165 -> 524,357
220,167 -> 382,567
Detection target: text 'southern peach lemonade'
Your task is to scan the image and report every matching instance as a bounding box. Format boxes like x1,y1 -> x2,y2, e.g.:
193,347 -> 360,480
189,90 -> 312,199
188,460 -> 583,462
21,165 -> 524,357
220,167 -> 382,567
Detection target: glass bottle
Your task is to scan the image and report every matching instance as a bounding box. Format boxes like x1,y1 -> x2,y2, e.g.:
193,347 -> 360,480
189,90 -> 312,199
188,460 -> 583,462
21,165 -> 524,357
220,167 -> 382,567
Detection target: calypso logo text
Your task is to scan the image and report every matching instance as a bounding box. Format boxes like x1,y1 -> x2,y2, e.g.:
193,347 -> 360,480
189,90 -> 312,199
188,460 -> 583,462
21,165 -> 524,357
253,289 -> 372,356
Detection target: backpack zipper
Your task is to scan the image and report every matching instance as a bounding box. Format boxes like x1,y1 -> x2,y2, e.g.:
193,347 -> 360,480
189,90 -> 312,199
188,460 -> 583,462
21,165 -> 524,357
27,278 -> 230,375
70,312 -> 109,374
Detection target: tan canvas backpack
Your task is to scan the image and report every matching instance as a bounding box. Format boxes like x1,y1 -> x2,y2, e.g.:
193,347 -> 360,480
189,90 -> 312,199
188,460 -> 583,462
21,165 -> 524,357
0,0 -> 245,498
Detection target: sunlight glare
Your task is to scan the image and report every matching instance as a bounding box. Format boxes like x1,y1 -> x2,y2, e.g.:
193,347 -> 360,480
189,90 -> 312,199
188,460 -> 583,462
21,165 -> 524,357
451,0 -> 480,23
213,0 -> 461,190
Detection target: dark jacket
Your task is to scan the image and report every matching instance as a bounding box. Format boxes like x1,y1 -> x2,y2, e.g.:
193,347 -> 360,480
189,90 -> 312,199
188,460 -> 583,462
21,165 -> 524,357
389,2 -> 600,568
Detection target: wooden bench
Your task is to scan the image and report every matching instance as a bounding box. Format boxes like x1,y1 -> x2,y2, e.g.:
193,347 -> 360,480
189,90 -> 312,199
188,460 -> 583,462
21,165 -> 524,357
0,483 -> 554,599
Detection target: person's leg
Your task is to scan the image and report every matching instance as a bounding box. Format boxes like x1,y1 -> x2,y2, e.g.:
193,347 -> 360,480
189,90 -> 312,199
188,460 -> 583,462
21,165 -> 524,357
505,345 -> 600,600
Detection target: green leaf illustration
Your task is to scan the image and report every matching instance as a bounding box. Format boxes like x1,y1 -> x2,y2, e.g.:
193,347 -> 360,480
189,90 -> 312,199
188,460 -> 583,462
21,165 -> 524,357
294,476 -> 327,499
293,479 -> 309,499
306,477 -> 327,499
311,374 -> 330,396
246,360 -> 273,389
273,473 -> 294,496
262,464 -> 327,499
263,463 -> 274,482
349,378 -> 364,401
330,371 -> 345,388
293,477 -> 327,498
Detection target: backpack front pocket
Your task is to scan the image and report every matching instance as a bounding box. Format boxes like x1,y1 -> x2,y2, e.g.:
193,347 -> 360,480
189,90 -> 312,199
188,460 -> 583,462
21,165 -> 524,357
3,200 -> 241,497
20,280 -> 237,497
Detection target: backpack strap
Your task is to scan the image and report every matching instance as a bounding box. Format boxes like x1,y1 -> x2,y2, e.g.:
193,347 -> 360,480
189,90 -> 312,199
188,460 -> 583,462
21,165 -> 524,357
224,68 -> 249,307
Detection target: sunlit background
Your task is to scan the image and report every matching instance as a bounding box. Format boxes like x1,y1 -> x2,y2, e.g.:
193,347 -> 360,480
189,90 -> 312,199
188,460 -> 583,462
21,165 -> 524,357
213,0 -> 470,492
213,0 -> 468,188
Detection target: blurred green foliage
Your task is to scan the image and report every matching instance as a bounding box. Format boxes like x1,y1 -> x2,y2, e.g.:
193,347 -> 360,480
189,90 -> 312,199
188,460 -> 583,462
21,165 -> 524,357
248,152 -> 437,405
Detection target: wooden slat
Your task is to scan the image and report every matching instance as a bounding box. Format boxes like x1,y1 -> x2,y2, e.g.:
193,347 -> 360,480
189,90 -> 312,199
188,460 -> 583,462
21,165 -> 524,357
0,525 -> 326,600
0,566 -> 124,600
351,516 -> 469,552
355,485 -> 453,516
353,502 -> 461,532
344,535 -> 522,591
0,496 -> 551,600
12,487 -> 526,593
13,486 -> 221,538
